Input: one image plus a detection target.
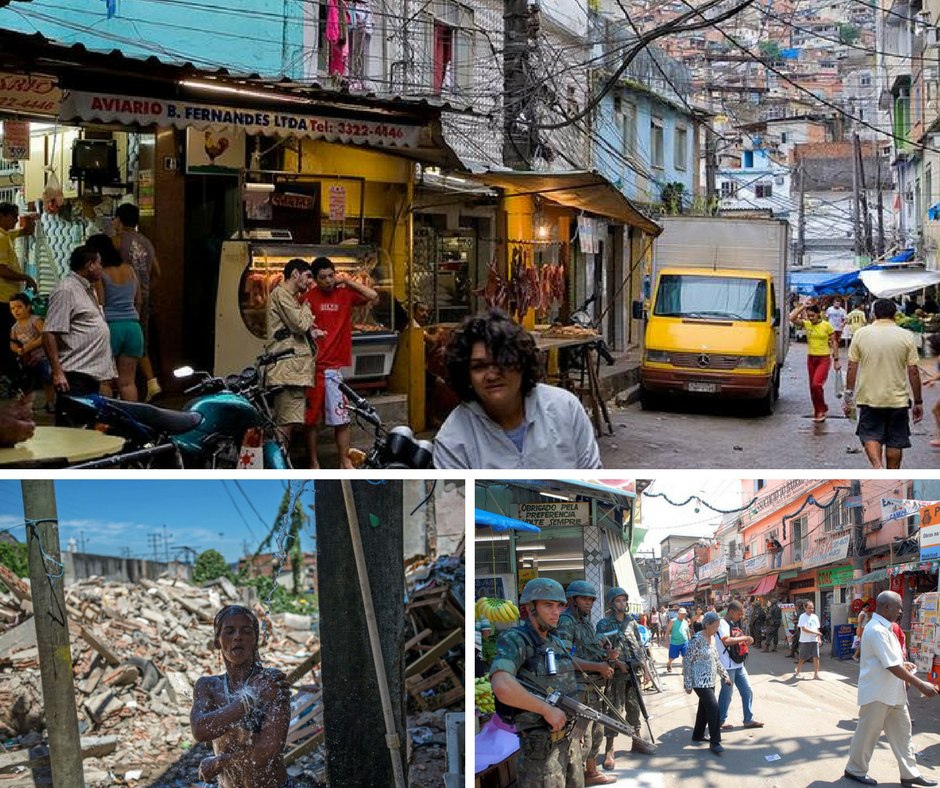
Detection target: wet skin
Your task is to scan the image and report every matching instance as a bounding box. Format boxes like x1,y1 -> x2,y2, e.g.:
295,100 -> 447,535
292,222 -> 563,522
191,614 -> 291,788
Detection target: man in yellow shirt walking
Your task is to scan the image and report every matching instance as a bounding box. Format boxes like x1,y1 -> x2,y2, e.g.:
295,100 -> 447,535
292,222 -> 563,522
0,203 -> 36,374
843,298 -> 922,469
790,300 -> 840,421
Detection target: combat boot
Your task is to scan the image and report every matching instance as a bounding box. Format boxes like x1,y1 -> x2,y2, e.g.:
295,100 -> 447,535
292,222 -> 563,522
603,739 -> 616,770
632,735 -> 657,755
584,758 -> 617,784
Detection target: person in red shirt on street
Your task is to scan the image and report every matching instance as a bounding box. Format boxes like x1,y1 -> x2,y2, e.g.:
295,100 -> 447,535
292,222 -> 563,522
301,256 -> 377,468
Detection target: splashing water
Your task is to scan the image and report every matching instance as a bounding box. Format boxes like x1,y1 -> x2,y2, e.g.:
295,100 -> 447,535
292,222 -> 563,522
258,481 -> 309,656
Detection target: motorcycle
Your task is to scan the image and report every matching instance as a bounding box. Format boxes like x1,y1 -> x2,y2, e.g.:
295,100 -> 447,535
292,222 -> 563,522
339,381 -> 434,469
63,350 -> 293,469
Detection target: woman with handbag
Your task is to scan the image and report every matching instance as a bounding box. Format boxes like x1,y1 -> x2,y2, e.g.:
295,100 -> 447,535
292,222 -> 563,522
684,612 -> 732,755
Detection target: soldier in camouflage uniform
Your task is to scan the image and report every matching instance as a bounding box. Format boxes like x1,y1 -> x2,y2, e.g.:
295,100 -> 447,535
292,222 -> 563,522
595,588 -> 656,771
555,581 -> 617,786
490,578 -> 585,788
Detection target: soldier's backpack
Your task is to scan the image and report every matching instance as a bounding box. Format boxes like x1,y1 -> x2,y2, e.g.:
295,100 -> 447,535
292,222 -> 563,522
724,616 -> 749,664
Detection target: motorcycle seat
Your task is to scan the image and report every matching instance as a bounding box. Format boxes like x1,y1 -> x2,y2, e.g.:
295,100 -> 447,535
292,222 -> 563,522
101,398 -> 203,435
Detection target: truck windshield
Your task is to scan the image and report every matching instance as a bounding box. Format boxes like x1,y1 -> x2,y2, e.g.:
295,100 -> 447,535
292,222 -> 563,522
653,275 -> 768,322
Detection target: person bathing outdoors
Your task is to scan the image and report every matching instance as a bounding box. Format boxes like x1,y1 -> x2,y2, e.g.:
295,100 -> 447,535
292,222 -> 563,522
191,606 -> 294,788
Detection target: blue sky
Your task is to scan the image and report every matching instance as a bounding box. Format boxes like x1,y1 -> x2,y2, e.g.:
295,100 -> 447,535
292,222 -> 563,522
0,480 -> 316,563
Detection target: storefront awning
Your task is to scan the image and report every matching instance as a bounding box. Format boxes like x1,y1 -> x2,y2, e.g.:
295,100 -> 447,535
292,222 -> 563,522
859,268 -> 940,298
710,574 -> 728,585
886,560 -> 940,577
748,573 -> 779,597
849,568 -> 887,587
470,170 -> 662,236
672,597 -> 695,605
474,509 -> 540,533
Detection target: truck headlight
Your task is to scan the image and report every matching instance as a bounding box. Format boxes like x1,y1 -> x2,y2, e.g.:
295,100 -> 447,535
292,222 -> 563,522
737,355 -> 768,370
645,349 -> 671,363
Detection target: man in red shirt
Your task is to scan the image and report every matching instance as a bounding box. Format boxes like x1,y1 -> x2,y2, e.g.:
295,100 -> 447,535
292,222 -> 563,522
302,256 -> 377,468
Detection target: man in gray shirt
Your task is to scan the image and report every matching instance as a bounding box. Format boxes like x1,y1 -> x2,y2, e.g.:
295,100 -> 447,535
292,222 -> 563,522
432,310 -> 601,469
42,246 -> 115,425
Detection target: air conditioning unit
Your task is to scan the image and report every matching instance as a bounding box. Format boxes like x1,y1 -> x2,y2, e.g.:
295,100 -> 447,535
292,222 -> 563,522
925,66 -> 940,82
928,26 -> 940,48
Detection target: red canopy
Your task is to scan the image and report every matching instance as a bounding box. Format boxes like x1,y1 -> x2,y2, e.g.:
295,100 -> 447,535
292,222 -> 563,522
748,573 -> 778,597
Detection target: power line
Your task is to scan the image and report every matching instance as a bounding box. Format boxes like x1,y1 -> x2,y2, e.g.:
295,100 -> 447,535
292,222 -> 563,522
220,480 -> 258,541
234,480 -> 272,532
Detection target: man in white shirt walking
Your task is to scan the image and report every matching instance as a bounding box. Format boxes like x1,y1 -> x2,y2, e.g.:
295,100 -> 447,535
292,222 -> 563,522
796,600 -> 822,679
844,591 -> 938,786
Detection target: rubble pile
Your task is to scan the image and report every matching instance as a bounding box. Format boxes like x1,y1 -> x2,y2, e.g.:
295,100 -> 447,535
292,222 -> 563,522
0,574 -> 325,788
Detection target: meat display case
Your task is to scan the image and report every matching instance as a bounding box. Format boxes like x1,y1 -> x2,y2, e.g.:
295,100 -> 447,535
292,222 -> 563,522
214,238 -> 398,381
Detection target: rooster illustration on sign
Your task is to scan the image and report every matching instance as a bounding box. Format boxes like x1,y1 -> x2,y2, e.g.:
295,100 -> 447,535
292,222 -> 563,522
204,130 -> 230,162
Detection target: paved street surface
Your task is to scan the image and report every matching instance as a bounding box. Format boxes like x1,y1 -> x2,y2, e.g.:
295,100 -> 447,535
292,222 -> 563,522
604,642 -> 940,788
599,342 -> 940,469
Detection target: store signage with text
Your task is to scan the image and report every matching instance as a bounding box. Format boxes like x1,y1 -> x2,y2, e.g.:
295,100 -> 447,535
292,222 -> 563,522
744,553 -> 768,573
817,566 -> 854,587
517,502 -> 590,528
61,90 -> 422,149
669,548 -> 696,596
0,72 -> 61,116
1,121 -> 29,161
920,503 -> 940,560
883,498 -> 937,522
698,557 -> 725,581
328,185 -> 346,222
801,533 -> 852,569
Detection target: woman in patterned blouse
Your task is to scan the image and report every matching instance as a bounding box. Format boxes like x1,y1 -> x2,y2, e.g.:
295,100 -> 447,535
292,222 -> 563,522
683,611 -> 732,754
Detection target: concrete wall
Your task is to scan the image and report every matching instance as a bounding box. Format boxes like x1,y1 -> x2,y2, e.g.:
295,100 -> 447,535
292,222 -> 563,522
62,552 -> 192,586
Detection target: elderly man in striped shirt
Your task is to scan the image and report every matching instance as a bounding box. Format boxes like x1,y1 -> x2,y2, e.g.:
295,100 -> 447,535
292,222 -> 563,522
42,245 -> 116,425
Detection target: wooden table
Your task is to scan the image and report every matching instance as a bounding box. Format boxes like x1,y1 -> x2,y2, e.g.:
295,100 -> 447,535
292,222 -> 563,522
0,427 -> 125,468
534,333 -> 600,352
534,333 -> 612,437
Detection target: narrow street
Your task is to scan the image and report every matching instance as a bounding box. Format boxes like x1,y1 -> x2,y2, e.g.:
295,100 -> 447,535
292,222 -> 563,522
598,342 -> 940,469
603,642 -> 940,788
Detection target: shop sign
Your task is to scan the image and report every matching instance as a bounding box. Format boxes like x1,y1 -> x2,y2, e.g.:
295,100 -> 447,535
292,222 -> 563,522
185,127 -> 245,175
801,533 -> 852,569
883,498 -> 937,522
518,501 -> 589,528
271,192 -> 315,211
0,72 -> 61,116
61,90 -> 422,149
698,557 -> 725,581
744,553 -> 768,573
817,566 -> 854,587
669,548 -> 696,596
328,185 -> 346,222
1,121 -> 29,160
920,504 -> 940,560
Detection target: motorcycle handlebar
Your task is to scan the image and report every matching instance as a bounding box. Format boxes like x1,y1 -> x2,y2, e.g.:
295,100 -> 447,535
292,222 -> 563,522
256,349 -> 294,366
338,381 -> 368,410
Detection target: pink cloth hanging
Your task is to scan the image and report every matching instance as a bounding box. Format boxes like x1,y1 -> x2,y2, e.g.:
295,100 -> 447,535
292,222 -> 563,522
326,0 -> 340,43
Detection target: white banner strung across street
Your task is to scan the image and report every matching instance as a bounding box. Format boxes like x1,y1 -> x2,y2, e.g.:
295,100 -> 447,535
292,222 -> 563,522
59,90 -> 422,149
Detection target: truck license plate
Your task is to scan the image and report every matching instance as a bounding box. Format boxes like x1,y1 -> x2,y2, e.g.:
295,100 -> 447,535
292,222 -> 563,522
687,382 -> 718,393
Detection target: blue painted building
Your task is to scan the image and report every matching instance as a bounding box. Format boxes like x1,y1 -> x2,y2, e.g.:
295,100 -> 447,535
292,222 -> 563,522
593,78 -> 700,209
0,0 -> 311,78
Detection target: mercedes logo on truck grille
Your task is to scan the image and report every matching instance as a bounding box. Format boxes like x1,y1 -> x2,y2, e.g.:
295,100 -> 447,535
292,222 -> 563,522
697,354 -> 710,368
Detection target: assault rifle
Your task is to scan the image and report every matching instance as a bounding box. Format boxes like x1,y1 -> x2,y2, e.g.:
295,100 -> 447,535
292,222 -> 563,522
516,676 -> 652,751
599,628 -> 656,743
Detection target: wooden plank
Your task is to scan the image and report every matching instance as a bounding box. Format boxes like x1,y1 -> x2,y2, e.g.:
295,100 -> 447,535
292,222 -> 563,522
407,665 -> 455,694
404,628 -> 433,653
0,617 -> 36,657
284,729 -> 325,766
285,648 -> 321,685
0,565 -> 30,602
0,735 -> 117,773
406,629 -> 462,677
79,627 -> 120,667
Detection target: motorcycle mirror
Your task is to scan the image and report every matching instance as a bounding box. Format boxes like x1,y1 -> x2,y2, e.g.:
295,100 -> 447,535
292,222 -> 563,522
173,366 -> 195,378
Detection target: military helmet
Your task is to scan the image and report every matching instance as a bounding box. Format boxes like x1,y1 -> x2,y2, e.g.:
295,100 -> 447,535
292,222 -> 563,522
565,580 -> 599,599
519,578 -> 567,605
606,587 -> 629,607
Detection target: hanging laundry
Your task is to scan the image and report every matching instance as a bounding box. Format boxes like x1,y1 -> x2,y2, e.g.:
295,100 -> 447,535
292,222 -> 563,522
326,0 -> 341,43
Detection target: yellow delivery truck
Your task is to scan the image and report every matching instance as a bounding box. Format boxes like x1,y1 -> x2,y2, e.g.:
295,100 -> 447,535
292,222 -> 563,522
635,216 -> 789,415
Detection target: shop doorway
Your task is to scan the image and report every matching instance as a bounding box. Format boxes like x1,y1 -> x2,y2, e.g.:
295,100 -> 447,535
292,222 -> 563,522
184,175 -> 240,373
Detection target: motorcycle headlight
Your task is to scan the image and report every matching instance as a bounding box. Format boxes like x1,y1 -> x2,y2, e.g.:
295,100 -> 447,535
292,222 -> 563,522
737,355 -> 768,370
645,349 -> 671,363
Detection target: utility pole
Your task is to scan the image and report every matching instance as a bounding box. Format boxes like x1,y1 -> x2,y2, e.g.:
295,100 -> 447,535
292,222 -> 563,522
162,524 -> 173,563
147,533 -> 160,563
877,158 -> 886,257
855,133 -> 874,259
80,530 -> 86,554
705,125 -> 718,209
851,479 -> 865,579
852,133 -> 862,260
797,157 -> 806,267
21,481 -> 84,788
504,0 -> 533,168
